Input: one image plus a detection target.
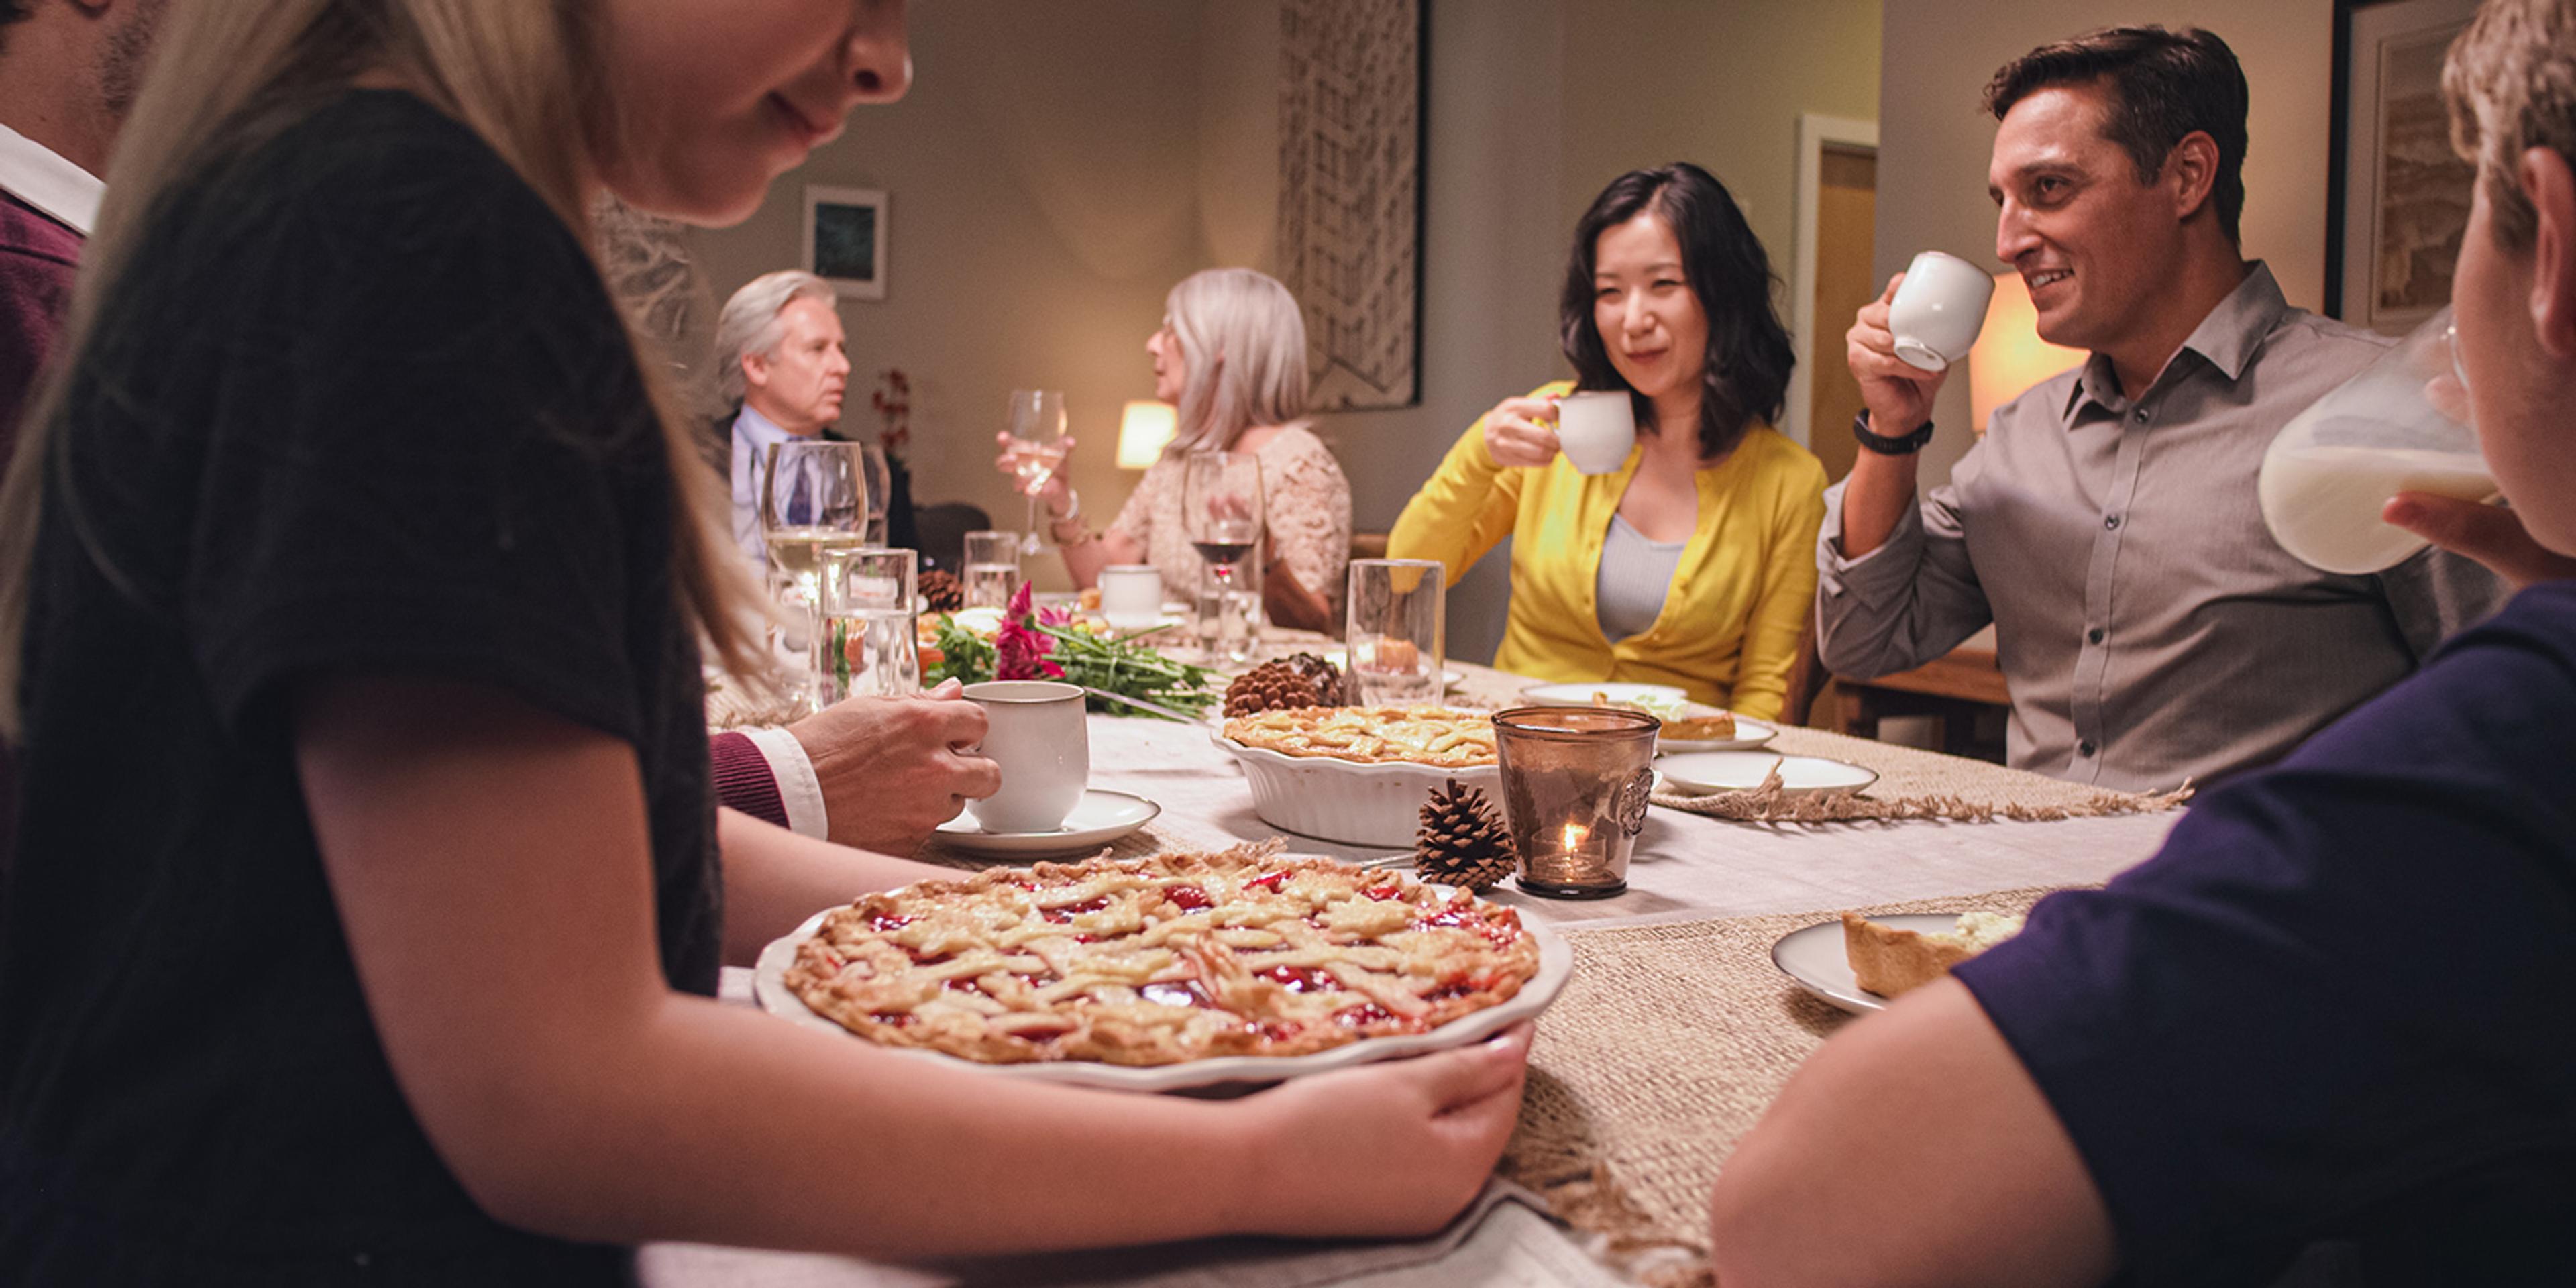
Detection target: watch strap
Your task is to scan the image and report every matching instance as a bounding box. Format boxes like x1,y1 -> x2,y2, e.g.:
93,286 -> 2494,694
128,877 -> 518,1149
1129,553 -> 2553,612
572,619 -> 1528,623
1851,411 -> 1935,455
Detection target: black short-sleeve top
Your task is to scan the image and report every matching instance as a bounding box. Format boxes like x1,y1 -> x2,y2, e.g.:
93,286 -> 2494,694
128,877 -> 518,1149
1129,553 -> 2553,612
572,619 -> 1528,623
0,91 -> 719,1284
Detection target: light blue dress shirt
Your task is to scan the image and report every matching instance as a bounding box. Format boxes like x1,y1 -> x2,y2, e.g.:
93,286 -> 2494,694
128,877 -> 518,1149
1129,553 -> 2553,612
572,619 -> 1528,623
729,404 -> 799,564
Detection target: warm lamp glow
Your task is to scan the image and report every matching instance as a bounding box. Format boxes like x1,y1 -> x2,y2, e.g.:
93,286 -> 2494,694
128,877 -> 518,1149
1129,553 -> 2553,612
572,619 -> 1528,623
1969,272 -> 2087,433
1115,400 -> 1177,469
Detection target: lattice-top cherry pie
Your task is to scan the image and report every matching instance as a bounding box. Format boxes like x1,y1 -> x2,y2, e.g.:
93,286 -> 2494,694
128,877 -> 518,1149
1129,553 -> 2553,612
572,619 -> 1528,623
780,845 -> 1542,1065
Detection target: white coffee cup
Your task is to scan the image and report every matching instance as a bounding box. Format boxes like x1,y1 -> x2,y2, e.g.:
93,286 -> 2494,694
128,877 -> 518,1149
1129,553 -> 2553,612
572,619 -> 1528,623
1554,391 -> 1637,475
1098,564 -> 1163,631
962,680 -> 1089,833
1887,250 -> 1996,372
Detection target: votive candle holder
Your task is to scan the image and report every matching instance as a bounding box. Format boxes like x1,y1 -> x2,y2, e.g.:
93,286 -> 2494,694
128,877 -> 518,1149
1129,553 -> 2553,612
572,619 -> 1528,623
1491,706 -> 1659,899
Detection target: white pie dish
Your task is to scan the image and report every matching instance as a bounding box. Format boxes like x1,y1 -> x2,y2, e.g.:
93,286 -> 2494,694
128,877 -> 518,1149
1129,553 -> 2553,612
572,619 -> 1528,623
752,900 -> 1572,1093
1211,729 -> 1501,847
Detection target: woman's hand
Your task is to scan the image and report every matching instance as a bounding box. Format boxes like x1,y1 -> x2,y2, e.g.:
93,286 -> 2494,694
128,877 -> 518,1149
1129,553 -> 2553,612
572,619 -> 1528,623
1238,1022 -> 1532,1238
1480,396 -> 1566,469
994,431 -> 1076,516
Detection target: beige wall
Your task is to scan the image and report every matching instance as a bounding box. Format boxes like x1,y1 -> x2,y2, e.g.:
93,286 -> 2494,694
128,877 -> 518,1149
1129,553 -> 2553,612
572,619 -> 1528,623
1874,0 -> 2336,486
690,0 -> 1882,661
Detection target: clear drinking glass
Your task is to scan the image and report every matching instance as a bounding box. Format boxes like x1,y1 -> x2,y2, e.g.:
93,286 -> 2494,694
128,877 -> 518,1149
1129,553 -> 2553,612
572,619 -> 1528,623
759,439 -> 871,707
814,546 -> 920,704
1000,390 -> 1069,555
1344,558 -> 1445,705
961,530 -> 1023,609
1182,452 -> 1265,665
859,444 -> 892,547
1493,706 -> 1659,900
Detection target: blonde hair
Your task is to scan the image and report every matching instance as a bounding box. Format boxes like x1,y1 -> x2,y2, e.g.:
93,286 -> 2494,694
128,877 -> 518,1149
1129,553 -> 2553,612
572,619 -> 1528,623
1163,268 -> 1311,455
2445,0 -> 2576,254
0,0 -> 769,734
714,270 -> 837,409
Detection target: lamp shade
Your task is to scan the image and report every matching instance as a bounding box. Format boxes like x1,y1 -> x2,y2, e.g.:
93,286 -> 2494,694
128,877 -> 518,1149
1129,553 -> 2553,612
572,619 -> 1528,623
1116,400 -> 1177,468
1969,271 -> 2086,433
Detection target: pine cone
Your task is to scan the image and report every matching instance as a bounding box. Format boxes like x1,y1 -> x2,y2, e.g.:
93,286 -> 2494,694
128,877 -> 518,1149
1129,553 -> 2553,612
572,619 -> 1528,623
1415,778 -> 1517,890
1224,655 -> 1344,716
1279,651 -> 1346,706
919,568 -> 963,612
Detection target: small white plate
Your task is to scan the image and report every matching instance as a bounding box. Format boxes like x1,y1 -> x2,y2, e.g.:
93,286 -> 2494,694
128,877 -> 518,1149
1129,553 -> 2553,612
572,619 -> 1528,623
1771,914 -> 1962,1014
1659,718 -> 1778,753
1318,649 -> 1463,690
1655,751 -> 1878,796
932,790 -> 1160,858
1519,681 -> 1688,708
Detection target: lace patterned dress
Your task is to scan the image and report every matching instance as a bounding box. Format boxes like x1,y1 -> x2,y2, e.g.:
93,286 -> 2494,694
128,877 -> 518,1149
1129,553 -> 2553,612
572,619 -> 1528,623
1106,423 -> 1352,616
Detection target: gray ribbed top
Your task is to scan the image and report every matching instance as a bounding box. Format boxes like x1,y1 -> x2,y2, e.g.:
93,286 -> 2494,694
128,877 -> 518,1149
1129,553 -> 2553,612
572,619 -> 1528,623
1596,513 -> 1686,642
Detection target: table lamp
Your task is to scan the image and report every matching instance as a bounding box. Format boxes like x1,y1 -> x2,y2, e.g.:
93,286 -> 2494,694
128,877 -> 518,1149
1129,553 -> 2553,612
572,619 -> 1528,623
1969,271 -> 2086,434
1116,400 -> 1177,469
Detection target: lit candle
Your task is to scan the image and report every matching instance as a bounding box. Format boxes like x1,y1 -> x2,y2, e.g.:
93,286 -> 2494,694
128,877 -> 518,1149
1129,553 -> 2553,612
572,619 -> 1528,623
1559,821 -> 1587,853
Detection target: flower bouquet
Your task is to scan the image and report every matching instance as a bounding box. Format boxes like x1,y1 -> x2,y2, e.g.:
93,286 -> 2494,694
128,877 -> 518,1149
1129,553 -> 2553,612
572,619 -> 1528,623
924,584 -> 1220,718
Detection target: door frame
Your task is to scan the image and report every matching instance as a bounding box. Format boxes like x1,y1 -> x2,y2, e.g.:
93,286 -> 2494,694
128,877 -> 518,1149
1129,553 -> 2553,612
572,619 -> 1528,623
1784,113 -> 1880,450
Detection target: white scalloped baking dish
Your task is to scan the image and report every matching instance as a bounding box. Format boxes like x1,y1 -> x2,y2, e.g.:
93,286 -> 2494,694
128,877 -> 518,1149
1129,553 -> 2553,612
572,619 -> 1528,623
1212,729 -> 1503,847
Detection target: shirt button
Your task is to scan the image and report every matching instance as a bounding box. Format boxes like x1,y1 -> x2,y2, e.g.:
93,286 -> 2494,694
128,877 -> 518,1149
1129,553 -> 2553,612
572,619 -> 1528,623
2133,407 -> 2151,423
2103,514 -> 2122,531
2087,627 -> 2104,645
2079,739 -> 2098,757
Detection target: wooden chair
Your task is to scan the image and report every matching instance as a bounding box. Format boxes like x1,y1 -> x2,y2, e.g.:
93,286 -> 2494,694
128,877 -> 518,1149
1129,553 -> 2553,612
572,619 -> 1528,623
1350,531 -> 1390,561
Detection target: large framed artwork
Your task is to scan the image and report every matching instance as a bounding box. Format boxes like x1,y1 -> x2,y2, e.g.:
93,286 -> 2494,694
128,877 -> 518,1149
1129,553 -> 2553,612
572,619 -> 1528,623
1277,0 -> 1426,411
804,185 -> 888,301
2327,0 -> 2480,334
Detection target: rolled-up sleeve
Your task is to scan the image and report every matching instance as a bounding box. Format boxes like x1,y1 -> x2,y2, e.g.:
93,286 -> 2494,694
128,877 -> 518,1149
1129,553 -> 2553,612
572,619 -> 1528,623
1813,472 -> 1992,680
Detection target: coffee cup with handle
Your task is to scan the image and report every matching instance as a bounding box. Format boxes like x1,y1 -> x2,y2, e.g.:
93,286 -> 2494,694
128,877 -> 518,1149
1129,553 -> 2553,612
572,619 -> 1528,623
961,680 -> 1089,833
1553,390 -> 1638,475
1887,250 -> 1996,372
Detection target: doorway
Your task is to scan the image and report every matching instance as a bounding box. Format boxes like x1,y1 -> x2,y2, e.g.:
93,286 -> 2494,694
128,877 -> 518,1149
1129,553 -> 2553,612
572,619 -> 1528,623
1807,144 -> 1876,483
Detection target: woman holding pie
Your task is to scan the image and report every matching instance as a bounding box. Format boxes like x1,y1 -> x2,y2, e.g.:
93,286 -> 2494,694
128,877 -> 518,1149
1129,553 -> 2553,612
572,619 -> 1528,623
0,2 -> 1525,1281
1389,163 -> 1828,719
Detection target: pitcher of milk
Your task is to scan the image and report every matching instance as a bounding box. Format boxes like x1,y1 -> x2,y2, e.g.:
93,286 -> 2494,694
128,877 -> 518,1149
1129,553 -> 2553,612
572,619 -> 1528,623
2259,305 -> 2498,575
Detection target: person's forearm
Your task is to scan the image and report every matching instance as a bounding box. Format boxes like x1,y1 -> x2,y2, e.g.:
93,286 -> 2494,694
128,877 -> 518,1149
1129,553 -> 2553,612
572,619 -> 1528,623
1057,529 -> 1142,588
475,993 -> 1265,1258
1263,559 -> 1335,633
719,808 -> 954,967
1837,444 -> 1923,559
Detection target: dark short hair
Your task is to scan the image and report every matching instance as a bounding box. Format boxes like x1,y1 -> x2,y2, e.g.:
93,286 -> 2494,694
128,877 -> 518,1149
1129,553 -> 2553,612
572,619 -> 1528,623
1558,163 -> 1793,460
0,1 -> 29,53
1984,25 -> 2249,244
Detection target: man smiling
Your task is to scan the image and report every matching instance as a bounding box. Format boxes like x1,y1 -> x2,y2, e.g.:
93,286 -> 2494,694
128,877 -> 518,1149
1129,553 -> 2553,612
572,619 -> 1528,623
1816,26 -> 2508,791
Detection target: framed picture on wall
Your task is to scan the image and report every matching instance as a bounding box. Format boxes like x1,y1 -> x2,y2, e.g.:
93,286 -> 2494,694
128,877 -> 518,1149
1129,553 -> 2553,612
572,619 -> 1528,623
804,185 -> 888,301
2327,0 -> 2479,334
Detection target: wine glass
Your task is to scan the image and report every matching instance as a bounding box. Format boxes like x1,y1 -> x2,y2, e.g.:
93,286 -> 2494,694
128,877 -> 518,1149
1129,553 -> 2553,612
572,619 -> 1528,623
760,440 -> 871,705
1001,390 -> 1068,555
859,443 -> 892,547
1182,451 -> 1265,665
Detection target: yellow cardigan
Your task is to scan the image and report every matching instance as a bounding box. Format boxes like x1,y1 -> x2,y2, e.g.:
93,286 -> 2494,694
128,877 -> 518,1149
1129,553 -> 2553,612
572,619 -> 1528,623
1389,381 -> 1827,718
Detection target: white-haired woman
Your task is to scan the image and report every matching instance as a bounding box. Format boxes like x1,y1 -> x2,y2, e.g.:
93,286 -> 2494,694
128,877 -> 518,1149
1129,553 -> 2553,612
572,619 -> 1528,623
1005,267 -> 1353,630
0,2 -> 1525,1283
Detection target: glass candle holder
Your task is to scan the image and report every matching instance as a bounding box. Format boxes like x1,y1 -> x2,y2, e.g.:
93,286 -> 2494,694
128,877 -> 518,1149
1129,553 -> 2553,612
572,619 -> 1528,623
813,546 -> 920,705
1491,706 -> 1659,899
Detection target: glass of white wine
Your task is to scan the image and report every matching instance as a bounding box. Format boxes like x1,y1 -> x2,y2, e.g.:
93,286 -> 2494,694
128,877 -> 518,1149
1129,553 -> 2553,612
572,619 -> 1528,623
761,439 -> 871,704
1000,390 -> 1068,555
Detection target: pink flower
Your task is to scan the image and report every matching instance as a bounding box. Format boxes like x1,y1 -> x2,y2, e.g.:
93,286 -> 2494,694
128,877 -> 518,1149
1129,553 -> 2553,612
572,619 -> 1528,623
994,583 -> 1062,680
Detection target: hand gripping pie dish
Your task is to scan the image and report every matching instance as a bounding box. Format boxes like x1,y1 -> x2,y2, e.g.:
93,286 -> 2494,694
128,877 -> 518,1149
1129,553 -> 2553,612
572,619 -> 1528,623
1221,705 -> 1497,768
773,846 -> 1548,1073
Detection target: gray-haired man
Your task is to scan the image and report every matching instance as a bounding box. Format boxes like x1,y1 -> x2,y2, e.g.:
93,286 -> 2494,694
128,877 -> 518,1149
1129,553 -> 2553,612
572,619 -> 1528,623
716,268 -> 849,561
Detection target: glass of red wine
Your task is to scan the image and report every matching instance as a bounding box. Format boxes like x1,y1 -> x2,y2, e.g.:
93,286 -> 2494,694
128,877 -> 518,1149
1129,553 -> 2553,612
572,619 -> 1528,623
1181,451 -> 1264,665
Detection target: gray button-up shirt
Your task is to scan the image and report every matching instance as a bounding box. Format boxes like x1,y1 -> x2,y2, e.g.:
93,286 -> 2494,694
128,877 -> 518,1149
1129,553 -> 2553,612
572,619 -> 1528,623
1816,263 -> 2510,791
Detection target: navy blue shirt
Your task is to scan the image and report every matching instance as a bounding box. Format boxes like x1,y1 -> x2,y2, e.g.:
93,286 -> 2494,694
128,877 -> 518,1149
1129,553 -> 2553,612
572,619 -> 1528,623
1957,580 -> 2576,1285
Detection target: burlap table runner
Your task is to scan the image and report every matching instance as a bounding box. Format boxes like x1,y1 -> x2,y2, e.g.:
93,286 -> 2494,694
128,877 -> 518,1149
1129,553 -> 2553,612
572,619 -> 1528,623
1499,885 -> 2068,1287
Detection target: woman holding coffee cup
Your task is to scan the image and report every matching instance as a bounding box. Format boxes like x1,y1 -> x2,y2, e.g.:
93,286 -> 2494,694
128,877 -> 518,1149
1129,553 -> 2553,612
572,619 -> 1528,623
1003,268 -> 1353,632
1388,164 -> 1827,718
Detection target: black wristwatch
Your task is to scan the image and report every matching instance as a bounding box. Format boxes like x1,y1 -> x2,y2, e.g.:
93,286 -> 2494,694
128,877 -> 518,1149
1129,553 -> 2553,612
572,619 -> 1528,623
1851,411 -> 1935,456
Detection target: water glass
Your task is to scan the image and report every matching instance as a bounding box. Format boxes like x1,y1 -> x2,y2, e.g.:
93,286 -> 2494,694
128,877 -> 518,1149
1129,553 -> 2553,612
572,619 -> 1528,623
1492,706 -> 1658,899
961,530 -> 1023,609
1183,452 -> 1265,664
1344,558 -> 1445,706
814,547 -> 919,704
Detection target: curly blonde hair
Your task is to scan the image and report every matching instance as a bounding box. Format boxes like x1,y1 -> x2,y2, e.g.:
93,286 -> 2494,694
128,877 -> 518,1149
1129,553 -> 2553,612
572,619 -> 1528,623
2445,0 -> 2576,252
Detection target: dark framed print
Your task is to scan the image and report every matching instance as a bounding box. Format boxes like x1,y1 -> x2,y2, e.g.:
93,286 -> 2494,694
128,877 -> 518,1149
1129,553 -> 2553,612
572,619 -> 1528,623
804,185 -> 888,301
2328,0 -> 2479,333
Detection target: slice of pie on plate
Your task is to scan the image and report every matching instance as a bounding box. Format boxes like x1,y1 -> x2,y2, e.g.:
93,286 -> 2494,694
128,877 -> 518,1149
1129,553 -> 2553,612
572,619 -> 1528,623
1841,910 -> 2025,998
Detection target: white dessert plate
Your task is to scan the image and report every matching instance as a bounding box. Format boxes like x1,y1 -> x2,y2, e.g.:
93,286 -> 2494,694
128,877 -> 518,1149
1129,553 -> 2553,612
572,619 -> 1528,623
1658,718 -> 1777,754
753,897 -> 1573,1092
1519,681 -> 1688,708
1318,649 -> 1464,690
932,790 -> 1159,859
1656,751 -> 1878,796
1771,914 -> 1962,1014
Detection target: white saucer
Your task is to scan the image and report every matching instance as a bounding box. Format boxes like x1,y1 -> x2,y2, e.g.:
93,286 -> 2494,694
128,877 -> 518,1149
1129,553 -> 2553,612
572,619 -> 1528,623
1772,914 -> 1962,1014
933,790 -> 1160,858
1519,681 -> 1688,708
1655,751 -> 1878,796
1659,718 -> 1778,753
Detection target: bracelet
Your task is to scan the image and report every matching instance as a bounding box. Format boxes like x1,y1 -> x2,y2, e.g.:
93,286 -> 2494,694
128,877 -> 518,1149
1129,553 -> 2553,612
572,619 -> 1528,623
1851,410 -> 1935,456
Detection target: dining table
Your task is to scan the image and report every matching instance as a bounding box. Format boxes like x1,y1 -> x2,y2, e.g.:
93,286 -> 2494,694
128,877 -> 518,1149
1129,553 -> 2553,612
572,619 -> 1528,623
661,645 -> 2190,1287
